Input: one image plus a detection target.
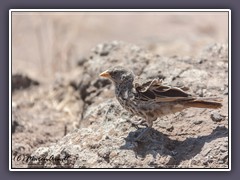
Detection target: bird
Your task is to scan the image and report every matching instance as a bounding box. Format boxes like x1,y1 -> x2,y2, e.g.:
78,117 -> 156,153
99,66 -> 222,141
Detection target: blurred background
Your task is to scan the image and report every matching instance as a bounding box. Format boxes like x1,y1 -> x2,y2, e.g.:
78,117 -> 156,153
12,11 -> 228,83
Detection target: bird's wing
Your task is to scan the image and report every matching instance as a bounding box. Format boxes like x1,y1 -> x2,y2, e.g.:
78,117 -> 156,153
134,77 -> 163,92
134,78 -> 194,102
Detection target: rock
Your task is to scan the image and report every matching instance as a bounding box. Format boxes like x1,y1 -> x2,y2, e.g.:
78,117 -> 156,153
211,112 -> 225,122
12,108 -> 25,133
12,41 -> 228,168
92,42 -> 118,56
12,74 -> 39,92
76,57 -> 88,66
12,120 -> 24,134
167,126 -> 174,132
193,120 -> 203,125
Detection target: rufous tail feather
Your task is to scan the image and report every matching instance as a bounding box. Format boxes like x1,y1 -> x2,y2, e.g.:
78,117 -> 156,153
185,98 -> 222,109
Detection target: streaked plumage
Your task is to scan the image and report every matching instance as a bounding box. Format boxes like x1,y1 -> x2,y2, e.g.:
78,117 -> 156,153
99,66 -> 222,140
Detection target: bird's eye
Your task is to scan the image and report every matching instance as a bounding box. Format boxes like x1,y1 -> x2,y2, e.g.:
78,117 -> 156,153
121,74 -> 126,80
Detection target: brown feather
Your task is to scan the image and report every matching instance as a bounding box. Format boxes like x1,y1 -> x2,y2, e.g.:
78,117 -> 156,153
185,98 -> 222,109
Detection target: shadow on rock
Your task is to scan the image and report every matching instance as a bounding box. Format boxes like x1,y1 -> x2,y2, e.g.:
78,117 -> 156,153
12,74 -> 39,92
120,126 -> 228,166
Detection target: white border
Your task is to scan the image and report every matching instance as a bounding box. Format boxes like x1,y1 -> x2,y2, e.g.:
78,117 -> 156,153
9,9 -> 231,171
10,9 -> 230,11
228,9 -> 231,172
9,9 -> 12,171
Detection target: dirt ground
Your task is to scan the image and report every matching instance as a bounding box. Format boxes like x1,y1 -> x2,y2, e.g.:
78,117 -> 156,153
11,11 -> 229,169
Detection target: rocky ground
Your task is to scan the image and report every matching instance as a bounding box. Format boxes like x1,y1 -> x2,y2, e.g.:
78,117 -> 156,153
12,41 -> 229,168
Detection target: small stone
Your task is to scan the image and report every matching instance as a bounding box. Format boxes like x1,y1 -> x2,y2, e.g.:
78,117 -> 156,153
203,160 -> 208,166
211,112 -> 224,122
77,57 -> 87,66
220,146 -> 227,153
12,74 -> 39,92
93,43 -> 116,56
202,148 -> 212,156
109,151 -> 118,159
166,125 -> 174,132
198,58 -> 207,64
193,120 -> 203,125
218,160 -> 224,164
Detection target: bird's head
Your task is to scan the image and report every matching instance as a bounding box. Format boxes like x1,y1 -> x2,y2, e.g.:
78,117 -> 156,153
99,66 -> 134,84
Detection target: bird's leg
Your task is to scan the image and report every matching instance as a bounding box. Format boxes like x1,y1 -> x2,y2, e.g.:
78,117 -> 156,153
131,117 -> 144,125
135,127 -> 151,141
134,118 -> 153,141
129,116 -> 148,128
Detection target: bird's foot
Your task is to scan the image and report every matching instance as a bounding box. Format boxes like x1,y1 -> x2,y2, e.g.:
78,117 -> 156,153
134,127 -> 151,141
128,118 -> 148,129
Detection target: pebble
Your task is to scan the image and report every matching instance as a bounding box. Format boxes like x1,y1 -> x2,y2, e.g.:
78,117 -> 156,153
211,112 -> 224,122
193,120 -> 203,125
218,160 -> 224,164
166,126 -> 174,132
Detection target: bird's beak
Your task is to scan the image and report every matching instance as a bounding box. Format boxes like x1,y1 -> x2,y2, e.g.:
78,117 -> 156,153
99,70 -> 111,78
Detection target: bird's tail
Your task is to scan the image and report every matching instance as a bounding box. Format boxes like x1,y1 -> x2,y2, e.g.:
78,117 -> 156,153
185,97 -> 223,109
